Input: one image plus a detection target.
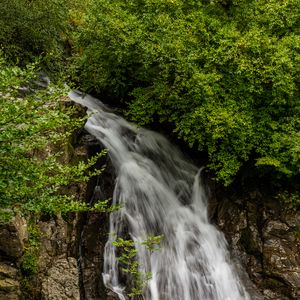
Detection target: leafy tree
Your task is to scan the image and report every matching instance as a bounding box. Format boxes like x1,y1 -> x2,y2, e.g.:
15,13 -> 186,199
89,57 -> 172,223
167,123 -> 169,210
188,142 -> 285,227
0,0 -> 72,72
74,0 -> 300,184
0,53 -> 105,220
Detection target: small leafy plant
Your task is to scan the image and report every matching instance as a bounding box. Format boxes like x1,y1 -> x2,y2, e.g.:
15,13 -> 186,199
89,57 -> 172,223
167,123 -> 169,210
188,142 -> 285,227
276,191 -> 300,212
21,223 -> 40,277
113,235 -> 163,298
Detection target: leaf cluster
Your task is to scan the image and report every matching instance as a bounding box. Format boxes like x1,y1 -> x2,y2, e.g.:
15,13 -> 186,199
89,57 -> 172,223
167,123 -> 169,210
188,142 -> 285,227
0,54 -> 105,218
113,235 -> 162,297
0,0 -> 70,65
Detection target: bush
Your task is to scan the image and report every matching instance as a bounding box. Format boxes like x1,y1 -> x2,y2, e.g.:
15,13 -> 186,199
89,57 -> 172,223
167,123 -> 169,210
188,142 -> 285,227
0,53 -> 104,218
74,0 -> 300,184
0,0 -> 70,72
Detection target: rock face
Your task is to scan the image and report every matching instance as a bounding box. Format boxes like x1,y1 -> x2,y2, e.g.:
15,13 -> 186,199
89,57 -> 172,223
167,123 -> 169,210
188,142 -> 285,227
0,213 -> 82,300
34,132 -> 112,300
0,132 -> 106,300
211,191 -> 300,300
34,215 -> 81,300
0,215 -> 27,300
0,215 -> 28,258
77,152 -> 116,300
0,263 -> 20,300
78,212 -> 109,300
41,258 -> 80,300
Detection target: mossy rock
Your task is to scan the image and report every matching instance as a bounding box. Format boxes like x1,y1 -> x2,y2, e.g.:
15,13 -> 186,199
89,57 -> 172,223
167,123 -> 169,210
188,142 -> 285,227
0,278 -> 19,292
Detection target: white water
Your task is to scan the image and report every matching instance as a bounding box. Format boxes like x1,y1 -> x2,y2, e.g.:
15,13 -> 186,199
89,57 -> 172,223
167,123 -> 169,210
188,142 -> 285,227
69,91 -> 251,300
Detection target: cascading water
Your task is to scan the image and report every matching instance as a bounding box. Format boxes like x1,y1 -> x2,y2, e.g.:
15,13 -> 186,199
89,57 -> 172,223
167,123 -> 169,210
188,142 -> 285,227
69,91 -> 251,300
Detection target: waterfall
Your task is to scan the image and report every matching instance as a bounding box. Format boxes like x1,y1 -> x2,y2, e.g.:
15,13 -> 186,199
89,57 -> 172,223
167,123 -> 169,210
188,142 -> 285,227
69,91 -> 251,300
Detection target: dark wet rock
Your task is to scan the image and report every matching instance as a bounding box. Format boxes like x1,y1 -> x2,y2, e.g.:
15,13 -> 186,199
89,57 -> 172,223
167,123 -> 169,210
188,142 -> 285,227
78,212 -> 108,300
106,290 -> 120,300
263,220 -> 300,299
0,216 -> 27,300
213,193 -> 300,299
0,215 -> 28,259
0,263 -> 21,299
77,158 -> 115,300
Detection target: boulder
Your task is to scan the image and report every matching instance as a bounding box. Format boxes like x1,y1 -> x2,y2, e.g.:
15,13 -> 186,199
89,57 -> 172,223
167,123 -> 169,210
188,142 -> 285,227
0,215 -> 28,258
0,263 -> 21,300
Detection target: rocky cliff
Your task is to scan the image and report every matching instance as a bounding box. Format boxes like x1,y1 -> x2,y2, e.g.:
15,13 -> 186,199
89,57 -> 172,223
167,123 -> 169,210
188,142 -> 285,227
1,134 -> 299,300
211,186 -> 300,300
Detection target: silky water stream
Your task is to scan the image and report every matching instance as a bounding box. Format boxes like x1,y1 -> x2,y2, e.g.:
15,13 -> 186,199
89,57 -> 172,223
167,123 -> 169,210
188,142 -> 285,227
69,91 -> 251,300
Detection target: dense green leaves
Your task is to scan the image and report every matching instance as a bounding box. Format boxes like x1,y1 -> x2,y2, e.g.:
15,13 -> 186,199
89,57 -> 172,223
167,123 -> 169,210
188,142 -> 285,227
0,54 -> 105,217
0,0 -> 70,72
74,0 -> 300,184
1,0 -> 299,188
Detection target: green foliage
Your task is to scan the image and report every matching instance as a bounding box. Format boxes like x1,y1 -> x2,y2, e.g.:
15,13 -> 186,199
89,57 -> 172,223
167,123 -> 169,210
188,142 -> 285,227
21,224 -> 40,277
293,229 -> 300,239
0,209 -> 15,222
74,0 -> 300,185
21,251 -> 39,277
20,223 -> 41,297
92,198 -> 121,213
27,223 -> 41,248
113,235 -> 162,297
276,191 -> 300,211
0,0 -> 70,69
0,54 -> 105,218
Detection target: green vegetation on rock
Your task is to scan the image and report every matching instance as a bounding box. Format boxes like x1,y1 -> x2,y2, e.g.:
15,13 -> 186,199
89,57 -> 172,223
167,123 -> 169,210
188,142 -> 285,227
0,53 -> 106,219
